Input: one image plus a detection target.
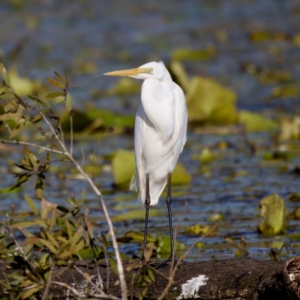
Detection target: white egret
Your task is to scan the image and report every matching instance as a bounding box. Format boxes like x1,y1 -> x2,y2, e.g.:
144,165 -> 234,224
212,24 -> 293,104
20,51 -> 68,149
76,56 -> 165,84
105,61 -> 187,263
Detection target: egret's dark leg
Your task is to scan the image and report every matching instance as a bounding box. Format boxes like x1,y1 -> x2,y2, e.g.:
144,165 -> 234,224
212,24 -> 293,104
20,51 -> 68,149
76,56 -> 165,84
142,173 -> 151,263
166,173 -> 177,263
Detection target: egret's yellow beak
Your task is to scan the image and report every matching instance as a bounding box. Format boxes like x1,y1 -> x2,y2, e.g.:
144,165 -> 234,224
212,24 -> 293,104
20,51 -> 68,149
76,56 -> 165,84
104,67 -> 152,76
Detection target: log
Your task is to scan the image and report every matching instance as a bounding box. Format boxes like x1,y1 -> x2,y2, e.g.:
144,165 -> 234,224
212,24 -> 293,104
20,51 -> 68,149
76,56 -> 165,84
1,257 -> 300,299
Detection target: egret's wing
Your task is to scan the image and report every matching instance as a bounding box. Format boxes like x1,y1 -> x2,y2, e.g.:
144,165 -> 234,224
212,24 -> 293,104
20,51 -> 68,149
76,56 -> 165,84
130,104 -> 147,202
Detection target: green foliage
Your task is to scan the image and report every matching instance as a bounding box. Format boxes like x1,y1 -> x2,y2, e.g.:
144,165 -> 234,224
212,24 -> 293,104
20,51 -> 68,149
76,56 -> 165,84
184,223 -> 217,236
171,163 -> 191,185
0,197 -> 103,298
258,194 -> 287,236
112,149 -> 135,186
11,146 -> 50,199
112,149 -> 191,187
107,77 -> 141,96
239,110 -> 278,133
169,61 -> 238,125
186,76 -> 238,124
171,46 -> 217,61
199,147 -> 214,164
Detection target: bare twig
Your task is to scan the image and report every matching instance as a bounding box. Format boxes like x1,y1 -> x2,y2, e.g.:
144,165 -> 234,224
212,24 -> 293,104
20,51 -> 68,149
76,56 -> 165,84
58,123 -> 65,146
81,148 -> 85,168
42,263 -> 55,300
40,111 -> 127,299
83,210 -> 104,292
51,281 -> 82,297
0,139 -> 65,155
70,113 -> 73,156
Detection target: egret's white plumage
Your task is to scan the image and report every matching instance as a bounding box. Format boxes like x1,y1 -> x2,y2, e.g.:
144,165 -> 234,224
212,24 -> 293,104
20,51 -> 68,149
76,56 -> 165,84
105,61 -> 187,262
132,62 -> 187,205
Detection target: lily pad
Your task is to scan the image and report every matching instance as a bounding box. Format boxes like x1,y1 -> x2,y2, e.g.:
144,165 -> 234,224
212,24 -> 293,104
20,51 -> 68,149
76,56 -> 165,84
112,149 -> 135,186
108,77 -> 141,96
258,194 -> 287,236
112,209 -> 160,222
239,110 -> 278,133
171,46 -> 217,61
279,117 -> 300,140
61,107 -> 135,133
112,149 -> 191,187
199,147 -> 214,164
8,68 -> 41,96
171,163 -> 191,185
169,61 -> 238,125
186,76 -> 238,124
117,230 -> 156,243
156,234 -> 185,254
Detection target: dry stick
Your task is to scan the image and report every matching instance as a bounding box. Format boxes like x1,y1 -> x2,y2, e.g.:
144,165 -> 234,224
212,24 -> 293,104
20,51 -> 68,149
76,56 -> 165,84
51,281 -> 82,297
0,139 -> 64,155
83,210 -> 104,292
103,239 -> 110,293
69,113 -> 73,156
40,112 -> 127,299
42,263 -> 55,300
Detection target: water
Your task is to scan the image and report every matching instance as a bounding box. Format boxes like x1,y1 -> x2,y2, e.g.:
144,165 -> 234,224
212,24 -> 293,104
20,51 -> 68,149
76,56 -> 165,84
0,0 -> 300,261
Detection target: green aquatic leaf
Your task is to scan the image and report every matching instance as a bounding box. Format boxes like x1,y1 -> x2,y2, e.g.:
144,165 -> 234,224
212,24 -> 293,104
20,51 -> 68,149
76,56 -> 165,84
239,110 -> 278,133
258,193 -> 287,236
119,231 -> 156,243
279,117 -> 300,140
171,46 -> 217,61
8,68 -> 41,96
108,77 -> 141,96
184,223 -> 216,235
290,207 -> 300,220
61,107 -> 135,133
199,147 -> 214,164
171,163 -> 191,185
112,149 -> 135,186
186,76 -> 238,124
169,60 -> 190,91
156,234 -> 185,254
259,69 -> 292,84
272,85 -> 300,98
288,192 -> 300,202
112,209 -> 160,222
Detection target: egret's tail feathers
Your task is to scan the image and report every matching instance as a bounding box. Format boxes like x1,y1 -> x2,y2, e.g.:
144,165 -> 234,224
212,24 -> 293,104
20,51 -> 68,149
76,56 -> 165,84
129,173 -> 138,192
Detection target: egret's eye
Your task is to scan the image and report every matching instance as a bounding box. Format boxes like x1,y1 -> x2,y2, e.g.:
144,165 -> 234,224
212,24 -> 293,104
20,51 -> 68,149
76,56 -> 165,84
146,68 -> 153,74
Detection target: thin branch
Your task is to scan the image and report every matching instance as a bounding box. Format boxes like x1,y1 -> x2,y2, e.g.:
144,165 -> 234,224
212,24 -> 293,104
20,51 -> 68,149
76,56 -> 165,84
40,111 -> 127,299
70,113 -> 73,156
51,281 -> 81,297
0,139 -> 65,155
83,211 -> 104,292
81,148 -> 85,168
58,123 -> 65,146
42,263 -> 55,300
